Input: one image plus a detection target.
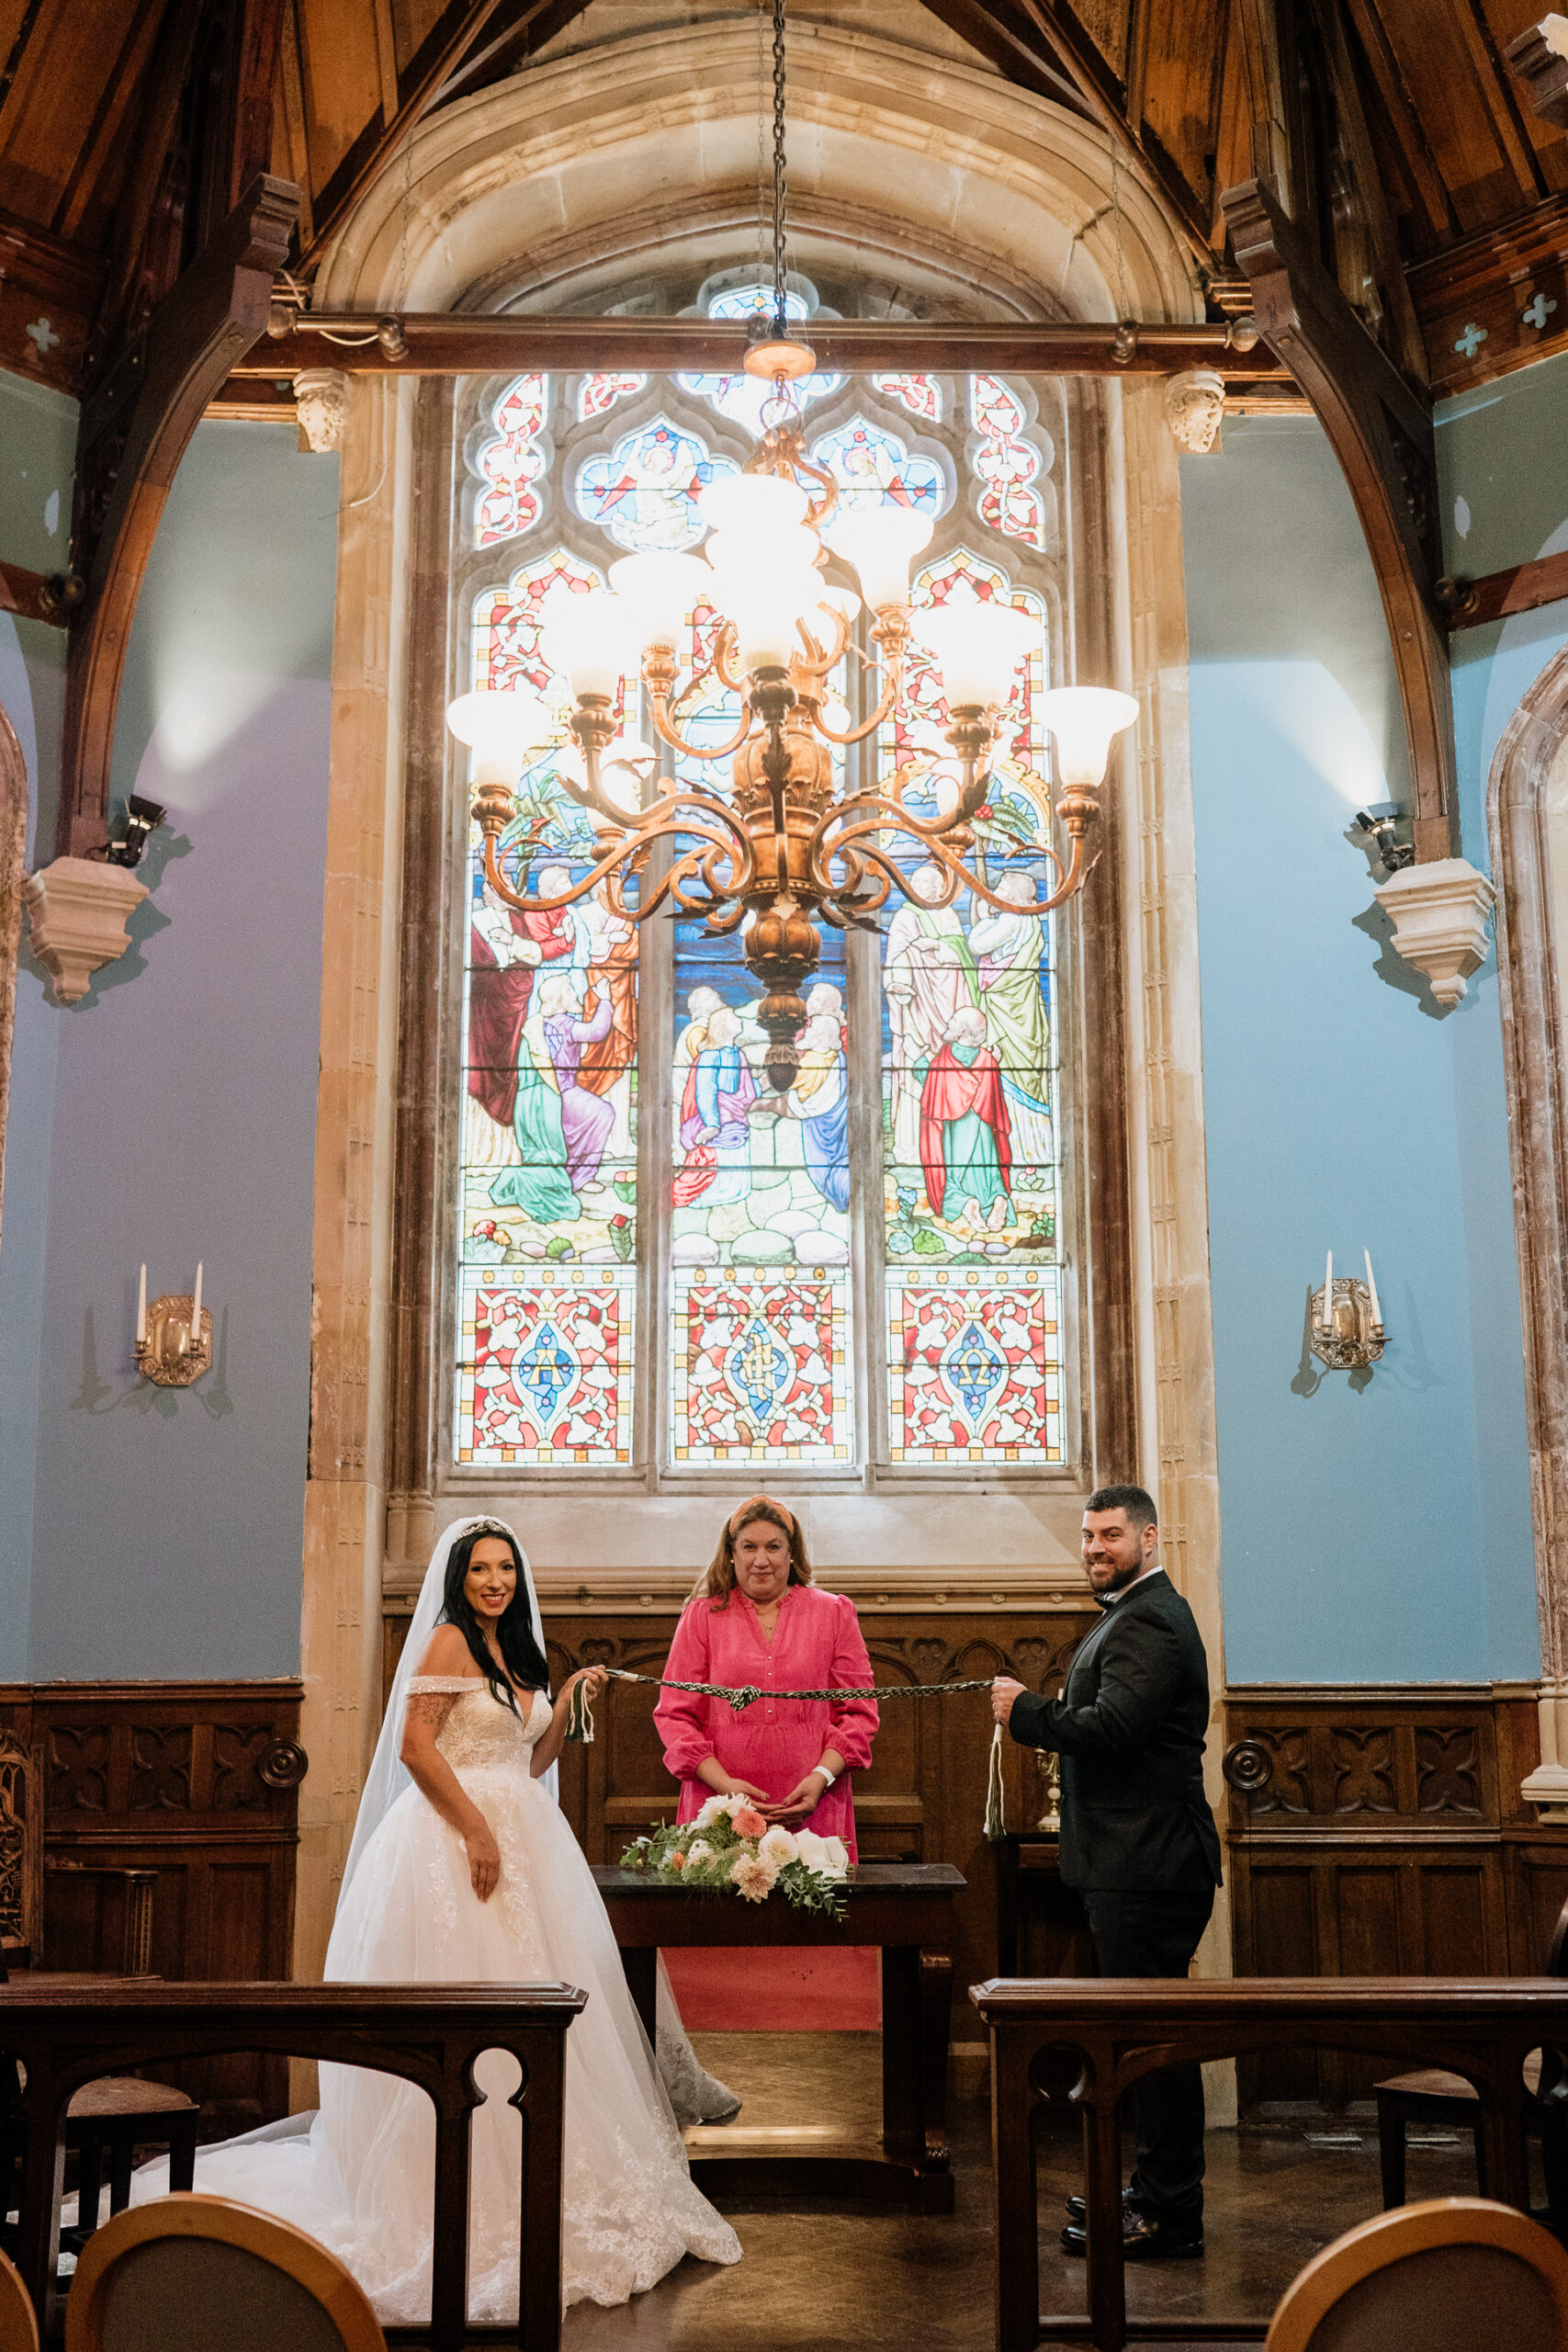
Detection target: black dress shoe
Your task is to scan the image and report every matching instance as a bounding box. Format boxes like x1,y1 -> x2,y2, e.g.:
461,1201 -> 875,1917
1060,2208 -> 1204,2261
1063,2190 -> 1139,2226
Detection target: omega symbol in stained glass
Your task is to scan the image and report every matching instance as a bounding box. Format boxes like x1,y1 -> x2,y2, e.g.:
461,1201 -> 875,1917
941,1316 -> 1008,1422
574,417 -> 737,551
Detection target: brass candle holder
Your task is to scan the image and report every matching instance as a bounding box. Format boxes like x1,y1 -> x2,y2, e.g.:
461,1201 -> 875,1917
1034,1747 -> 1062,1836
134,1294 -> 211,1387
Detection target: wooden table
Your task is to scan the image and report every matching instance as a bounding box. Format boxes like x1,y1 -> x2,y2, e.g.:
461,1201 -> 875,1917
0,1978 -> 586,2351
970,1973 -> 1568,2352
594,1861 -> 964,2212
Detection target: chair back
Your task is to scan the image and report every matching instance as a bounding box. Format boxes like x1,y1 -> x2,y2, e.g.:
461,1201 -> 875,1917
63,2194 -> 386,2352
1264,2196 -> 1568,2350
1547,1891 -> 1568,1976
0,2245 -> 38,2352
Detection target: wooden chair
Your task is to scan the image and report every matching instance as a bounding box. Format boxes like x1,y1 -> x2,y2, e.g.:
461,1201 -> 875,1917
63,2195 -> 386,2352
1264,2195 -> 1568,2349
1375,1894 -> 1568,2228
0,2246 -> 38,2352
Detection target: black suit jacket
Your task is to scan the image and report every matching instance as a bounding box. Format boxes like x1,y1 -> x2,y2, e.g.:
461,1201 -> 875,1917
1009,1568 -> 1223,1894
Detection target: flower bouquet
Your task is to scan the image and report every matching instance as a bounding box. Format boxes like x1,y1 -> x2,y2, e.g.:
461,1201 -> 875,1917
621,1792 -> 851,1917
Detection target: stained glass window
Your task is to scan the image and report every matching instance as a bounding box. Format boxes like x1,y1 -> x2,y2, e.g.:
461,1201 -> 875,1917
877,548 -> 1060,1463
874,372 -> 942,423
810,416 -> 946,520
474,374 -> 549,547
457,542 -> 640,1465
578,370 -> 646,421
574,415 -> 737,550
969,373 -> 1047,549
454,304 -> 1068,1478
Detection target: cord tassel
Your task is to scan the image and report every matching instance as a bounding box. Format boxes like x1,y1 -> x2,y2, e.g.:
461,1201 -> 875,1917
566,1677 -> 596,1744
984,1720 -> 1007,1842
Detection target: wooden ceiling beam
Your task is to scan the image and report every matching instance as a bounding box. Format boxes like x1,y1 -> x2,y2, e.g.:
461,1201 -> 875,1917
299,1 -> 592,267
235,311 -> 1289,379
1223,174 -> 1457,865
1307,0 -> 1428,382
919,0 -> 1217,264
55,174 -> 298,862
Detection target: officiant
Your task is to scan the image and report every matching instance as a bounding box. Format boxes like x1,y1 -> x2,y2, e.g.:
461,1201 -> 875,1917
654,1497 -> 879,1860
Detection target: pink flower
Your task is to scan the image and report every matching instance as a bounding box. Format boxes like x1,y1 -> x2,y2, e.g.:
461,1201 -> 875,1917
733,1805 -> 768,1839
730,1852 -> 777,1903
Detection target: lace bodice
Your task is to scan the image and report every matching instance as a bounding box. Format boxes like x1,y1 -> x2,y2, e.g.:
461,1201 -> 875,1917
404,1677 -> 550,1771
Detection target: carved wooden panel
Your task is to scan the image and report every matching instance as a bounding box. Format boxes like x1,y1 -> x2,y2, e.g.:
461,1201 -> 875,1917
1224,1692 -> 1500,1830
1330,1726 -> 1397,1816
0,1681 -> 304,2132
389,1600 -> 1098,2027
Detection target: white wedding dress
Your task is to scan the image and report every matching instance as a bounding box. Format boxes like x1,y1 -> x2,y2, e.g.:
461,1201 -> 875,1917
132,1674 -> 740,2320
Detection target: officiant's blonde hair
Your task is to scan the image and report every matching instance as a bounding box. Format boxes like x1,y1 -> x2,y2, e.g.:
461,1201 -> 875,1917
694,1497 -> 813,1608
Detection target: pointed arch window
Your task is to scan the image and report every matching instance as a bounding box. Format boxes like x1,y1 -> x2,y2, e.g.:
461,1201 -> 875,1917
448,316 -> 1069,1480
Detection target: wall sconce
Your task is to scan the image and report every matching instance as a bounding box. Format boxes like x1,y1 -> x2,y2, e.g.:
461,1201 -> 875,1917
1310,1249 -> 1387,1370
133,1262 -> 211,1386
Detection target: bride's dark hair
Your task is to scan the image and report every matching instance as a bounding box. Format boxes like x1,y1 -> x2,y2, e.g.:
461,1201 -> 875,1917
438,1523 -> 550,1713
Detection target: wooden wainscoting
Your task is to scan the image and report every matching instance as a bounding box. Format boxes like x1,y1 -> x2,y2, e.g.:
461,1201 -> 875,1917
1224,1683 -> 1568,2112
0,1681 -> 305,2131
386,1600 -> 1097,2027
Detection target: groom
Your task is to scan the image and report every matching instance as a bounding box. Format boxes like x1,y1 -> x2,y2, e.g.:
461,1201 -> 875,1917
991,1484 -> 1223,2260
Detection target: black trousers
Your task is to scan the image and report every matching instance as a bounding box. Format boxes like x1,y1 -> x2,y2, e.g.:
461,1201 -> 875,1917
1081,1887 -> 1215,2220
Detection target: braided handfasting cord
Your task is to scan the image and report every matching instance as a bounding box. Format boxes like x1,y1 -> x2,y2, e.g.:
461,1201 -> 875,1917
564,1668 -> 1010,1838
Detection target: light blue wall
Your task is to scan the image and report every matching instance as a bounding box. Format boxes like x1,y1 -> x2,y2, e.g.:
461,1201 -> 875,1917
1180,399 -> 1548,1687
0,391 -> 338,1677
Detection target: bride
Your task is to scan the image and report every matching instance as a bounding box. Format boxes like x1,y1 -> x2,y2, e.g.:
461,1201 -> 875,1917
133,1514 -> 741,2320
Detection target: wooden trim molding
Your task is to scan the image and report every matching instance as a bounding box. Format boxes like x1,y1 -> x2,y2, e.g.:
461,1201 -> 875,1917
0,702 -> 28,1261
1445,548 -> 1568,631
1488,640 -> 1568,1815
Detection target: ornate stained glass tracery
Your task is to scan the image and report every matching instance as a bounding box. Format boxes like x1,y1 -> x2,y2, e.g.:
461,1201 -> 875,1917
454,305 -> 1066,1475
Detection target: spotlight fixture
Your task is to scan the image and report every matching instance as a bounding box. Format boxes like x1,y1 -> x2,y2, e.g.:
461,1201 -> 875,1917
1354,808 -> 1415,876
104,797 -> 168,871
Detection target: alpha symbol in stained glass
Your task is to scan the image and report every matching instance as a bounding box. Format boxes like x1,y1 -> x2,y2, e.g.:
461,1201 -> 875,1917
724,1315 -> 794,1422
518,1317 -> 578,1419
941,1317 -> 1008,1421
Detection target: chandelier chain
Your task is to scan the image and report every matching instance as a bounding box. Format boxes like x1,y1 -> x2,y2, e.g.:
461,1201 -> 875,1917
772,0 -> 787,329
756,0 -> 768,284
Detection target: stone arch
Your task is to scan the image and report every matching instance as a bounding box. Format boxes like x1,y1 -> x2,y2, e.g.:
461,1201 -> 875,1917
290,15 -> 1224,1980
0,699 -> 29,1260
1488,639 -> 1568,1807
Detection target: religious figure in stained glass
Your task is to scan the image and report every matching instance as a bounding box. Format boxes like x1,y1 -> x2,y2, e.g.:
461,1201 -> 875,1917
969,870 -> 1054,1164
473,547 -> 607,698
884,863 -> 977,1165
574,416 -> 736,550
811,415 -> 945,517
919,1005 -> 1014,1237
474,374 -> 548,547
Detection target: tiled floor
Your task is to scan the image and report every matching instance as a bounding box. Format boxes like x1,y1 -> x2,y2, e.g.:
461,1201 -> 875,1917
562,2030 -> 1504,2351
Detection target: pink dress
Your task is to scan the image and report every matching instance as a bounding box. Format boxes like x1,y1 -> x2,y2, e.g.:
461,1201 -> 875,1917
654,1584 -> 878,1860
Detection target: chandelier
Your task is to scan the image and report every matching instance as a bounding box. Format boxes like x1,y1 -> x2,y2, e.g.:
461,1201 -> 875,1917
447,3 -> 1137,1092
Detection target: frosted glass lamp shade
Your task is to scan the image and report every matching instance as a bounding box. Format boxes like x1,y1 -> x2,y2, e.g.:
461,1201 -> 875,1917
541,593 -> 637,700
446,687 -> 555,783
594,733 -> 658,822
706,522 -> 821,576
698,474 -> 809,537
609,553 -> 712,651
832,508 -> 933,611
1038,685 -> 1139,786
705,561 -> 823,671
916,604 -> 1036,709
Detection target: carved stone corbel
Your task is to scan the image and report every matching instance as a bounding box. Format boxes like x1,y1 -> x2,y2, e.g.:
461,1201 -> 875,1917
1372,858 -> 1495,1009
1506,17 -> 1568,131
22,857 -> 150,1005
1221,176 -> 1460,868
55,174 -> 298,864
1166,368 -> 1225,455
293,366 -> 349,453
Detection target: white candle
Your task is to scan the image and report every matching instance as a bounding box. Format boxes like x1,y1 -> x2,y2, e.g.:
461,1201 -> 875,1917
136,1264 -> 147,1349
191,1261 -> 203,1349
1323,1250 -> 1334,1332
1364,1249 -> 1382,1330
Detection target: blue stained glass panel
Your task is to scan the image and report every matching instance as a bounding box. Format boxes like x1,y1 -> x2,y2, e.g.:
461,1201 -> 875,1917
810,416 -> 946,519
574,416 -> 738,550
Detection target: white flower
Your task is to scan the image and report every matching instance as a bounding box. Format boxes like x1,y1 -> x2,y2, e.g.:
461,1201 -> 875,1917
795,1827 -> 829,1872
758,1826 -> 799,1869
730,1850 -> 778,1902
820,1836 -> 850,1881
683,1840 -> 716,1868
694,1792 -> 742,1828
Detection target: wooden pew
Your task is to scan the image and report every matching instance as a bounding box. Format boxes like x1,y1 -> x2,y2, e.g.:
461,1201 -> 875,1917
0,1978 -> 586,2351
970,1974 -> 1568,2352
